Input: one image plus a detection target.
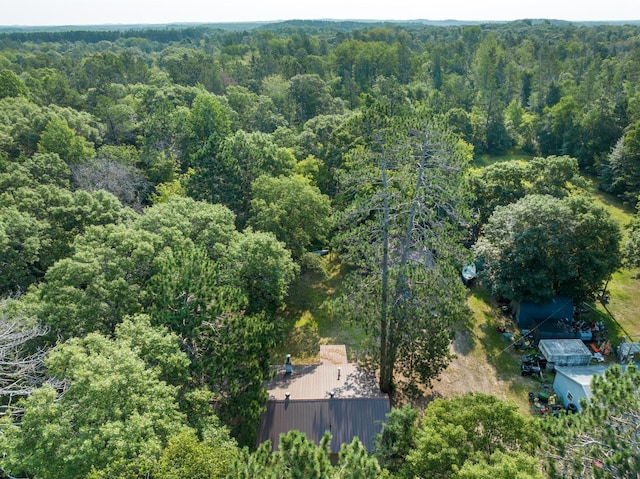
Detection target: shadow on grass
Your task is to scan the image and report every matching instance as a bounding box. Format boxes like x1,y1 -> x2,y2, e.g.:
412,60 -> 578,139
465,284 -> 546,409
275,257 -> 367,364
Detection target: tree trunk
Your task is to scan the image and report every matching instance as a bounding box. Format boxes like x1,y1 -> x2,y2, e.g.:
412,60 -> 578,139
379,148 -> 392,393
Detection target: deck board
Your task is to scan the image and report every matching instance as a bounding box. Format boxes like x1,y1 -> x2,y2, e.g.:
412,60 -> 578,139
265,345 -> 384,400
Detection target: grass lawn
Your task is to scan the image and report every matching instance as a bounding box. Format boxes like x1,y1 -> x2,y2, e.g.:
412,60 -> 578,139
276,255 -> 369,364
588,185 -> 640,344
464,286 -> 555,412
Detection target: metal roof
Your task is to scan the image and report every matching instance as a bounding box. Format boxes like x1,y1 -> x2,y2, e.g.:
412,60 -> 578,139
259,345 -> 390,453
539,339 -> 592,357
257,397 -> 390,454
554,365 -> 610,386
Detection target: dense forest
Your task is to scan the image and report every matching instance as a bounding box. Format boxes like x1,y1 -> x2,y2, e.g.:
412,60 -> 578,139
1,20 -> 639,478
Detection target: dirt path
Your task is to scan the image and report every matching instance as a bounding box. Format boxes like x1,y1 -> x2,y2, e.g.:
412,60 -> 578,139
425,329 -> 514,401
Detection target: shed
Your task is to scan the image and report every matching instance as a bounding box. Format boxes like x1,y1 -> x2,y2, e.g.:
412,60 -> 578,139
538,339 -> 592,369
553,365 -> 609,411
618,342 -> 640,363
511,296 -> 574,329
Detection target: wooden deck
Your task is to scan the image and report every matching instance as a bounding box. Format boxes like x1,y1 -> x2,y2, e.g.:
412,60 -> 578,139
265,345 -> 385,400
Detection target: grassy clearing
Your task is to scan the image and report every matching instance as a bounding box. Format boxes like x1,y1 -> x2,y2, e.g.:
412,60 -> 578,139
276,255 -> 368,364
275,165 -> 640,412
594,268 -> 640,344
588,186 -> 640,343
592,192 -> 635,230
465,286 -> 553,412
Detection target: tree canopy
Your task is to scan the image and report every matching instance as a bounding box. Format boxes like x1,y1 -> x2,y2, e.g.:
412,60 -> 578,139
1,18 -> 639,477
0,332 -> 185,479
474,194 -> 622,302
405,394 -> 542,479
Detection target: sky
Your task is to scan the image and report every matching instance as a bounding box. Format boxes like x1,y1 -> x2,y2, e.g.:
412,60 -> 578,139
2,0 -> 640,26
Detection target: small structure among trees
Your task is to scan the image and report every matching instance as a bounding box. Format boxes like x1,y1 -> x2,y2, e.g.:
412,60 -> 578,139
511,296 -> 574,329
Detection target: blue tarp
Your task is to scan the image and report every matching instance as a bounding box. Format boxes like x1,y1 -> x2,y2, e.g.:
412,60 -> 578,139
512,296 -> 574,329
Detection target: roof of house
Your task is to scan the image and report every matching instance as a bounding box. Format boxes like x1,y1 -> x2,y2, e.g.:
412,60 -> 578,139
555,364 -> 610,385
257,397 -> 390,454
258,345 -> 390,453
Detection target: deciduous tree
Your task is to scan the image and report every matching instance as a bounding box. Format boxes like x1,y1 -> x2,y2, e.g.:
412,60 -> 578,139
29,224 -> 160,338
37,116 -> 95,163
154,427 -> 241,479
473,194 -> 621,302
225,229 -> 299,314
0,333 -> 185,479
249,174 -> 332,258
469,155 -> 586,224
405,393 -> 541,479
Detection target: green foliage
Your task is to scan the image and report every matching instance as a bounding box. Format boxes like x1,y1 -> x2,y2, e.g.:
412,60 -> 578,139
197,311 -> 275,447
159,48 -> 224,93
3,21 -> 640,478
624,212 -> 640,267
134,195 -> 237,257
599,121 -> 640,205
155,427 -> 241,479
541,364 -> 640,479
21,151 -> 71,187
249,174 -> 332,258
236,431 -> 333,478
469,155 -> 586,224
0,206 -> 49,292
454,451 -> 544,479
294,154 -> 328,188
0,69 -> 29,99
115,314 -> 191,386
226,85 -> 287,133
290,74 -> 340,123
186,93 -> 231,156
190,130 -> 296,220
148,245 -> 247,340
226,229 -> 299,313
147,241 -> 284,446
474,194 -> 622,302
335,100 -> 472,392
31,224 -> 159,338
374,403 -> 419,472
37,116 -> 95,163
0,96 -> 58,158
336,438 -> 384,479
150,175 -> 188,204
0,173 -> 132,293
0,333 -> 185,479
405,393 -> 541,479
